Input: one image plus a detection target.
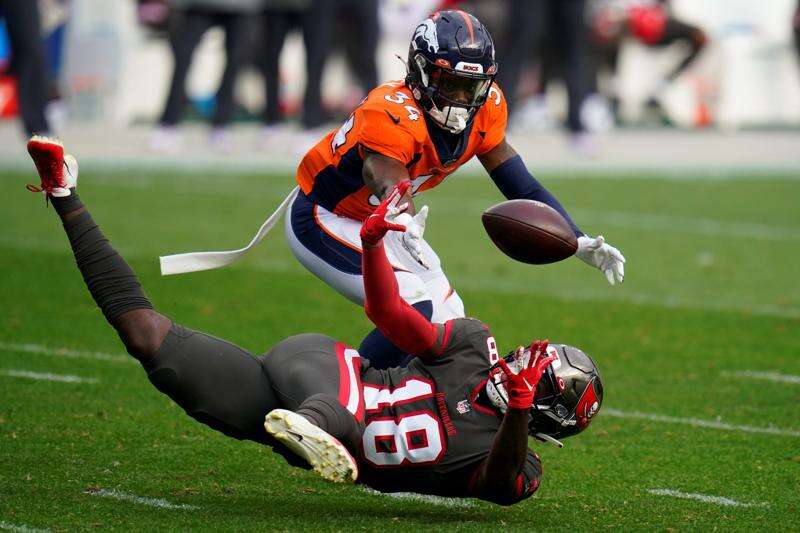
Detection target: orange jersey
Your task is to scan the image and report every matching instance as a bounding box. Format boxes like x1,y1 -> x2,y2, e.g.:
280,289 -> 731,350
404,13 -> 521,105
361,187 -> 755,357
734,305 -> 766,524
295,80 -> 507,221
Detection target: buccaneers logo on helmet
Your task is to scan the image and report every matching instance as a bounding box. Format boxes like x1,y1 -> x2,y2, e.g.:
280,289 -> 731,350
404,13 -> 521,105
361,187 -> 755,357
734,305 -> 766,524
486,343 -> 604,446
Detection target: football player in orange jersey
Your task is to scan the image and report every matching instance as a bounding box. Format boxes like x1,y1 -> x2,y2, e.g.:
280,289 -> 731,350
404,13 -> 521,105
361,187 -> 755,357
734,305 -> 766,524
286,10 -> 626,369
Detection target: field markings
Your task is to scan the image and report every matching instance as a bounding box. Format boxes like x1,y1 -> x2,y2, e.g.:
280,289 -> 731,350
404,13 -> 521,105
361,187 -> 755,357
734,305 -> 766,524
570,209 -> 800,242
50,177 -> 800,243
3,242 -> 799,321
5,232 -> 800,320
604,408 -> 800,437
433,200 -> 800,243
0,341 -> 133,364
454,280 -> 800,320
721,370 -> 800,385
647,488 -> 768,508
0,522 -> 50,533
104,243 -> 800,317
1,370 -> 98,384
3,151 -> 800,178
85,489 -> 198,510
361,487 -> 474,508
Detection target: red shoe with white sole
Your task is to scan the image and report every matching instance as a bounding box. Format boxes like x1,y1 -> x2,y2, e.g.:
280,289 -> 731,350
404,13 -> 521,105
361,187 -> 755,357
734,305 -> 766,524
26,136 -> 78,197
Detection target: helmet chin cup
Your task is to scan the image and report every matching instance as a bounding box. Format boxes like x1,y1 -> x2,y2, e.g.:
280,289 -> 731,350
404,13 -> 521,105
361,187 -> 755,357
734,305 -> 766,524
533,432 -> 564,448
429,105 -> 470,133
486,370 -> 508,413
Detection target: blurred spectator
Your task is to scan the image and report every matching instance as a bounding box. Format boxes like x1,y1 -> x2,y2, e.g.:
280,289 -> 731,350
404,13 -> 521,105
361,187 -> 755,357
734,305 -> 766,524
794,0 -> 800,62
137,0 -> 171,33
40,0 -> 69,132
260,0 -> 332,137
497,0 -> 594,152
589,0 -> 707,125
0,0 -> 52,137
336,0 -> 379,101
151,0 -> 262,153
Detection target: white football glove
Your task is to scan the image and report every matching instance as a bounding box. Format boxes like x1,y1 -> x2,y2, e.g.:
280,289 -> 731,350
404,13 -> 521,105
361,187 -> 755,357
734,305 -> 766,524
392,205 -> 429,269
576,235 -> 626,285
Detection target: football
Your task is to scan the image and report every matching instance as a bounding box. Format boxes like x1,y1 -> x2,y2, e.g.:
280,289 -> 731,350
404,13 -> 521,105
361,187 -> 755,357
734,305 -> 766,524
481,199 -> 578,264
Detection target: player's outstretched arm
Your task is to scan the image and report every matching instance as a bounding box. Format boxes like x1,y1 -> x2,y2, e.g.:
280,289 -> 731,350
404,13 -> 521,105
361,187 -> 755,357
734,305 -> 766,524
470,341 -> 556,505
479,139 -> 626,285
360,181 -> 442,360
479,139 -> 582,236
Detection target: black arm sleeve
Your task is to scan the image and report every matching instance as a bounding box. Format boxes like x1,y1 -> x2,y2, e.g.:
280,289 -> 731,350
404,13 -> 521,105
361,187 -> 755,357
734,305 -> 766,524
490,450 -> 543,505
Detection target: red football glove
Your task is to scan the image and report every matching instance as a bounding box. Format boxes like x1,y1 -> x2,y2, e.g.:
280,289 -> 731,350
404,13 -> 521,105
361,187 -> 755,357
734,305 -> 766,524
360,180 -> 412,246
497,339 -> 557,410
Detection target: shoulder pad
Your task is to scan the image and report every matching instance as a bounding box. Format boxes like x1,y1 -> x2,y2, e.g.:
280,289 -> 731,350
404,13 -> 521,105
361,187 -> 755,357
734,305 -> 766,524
360,82 -> 427,141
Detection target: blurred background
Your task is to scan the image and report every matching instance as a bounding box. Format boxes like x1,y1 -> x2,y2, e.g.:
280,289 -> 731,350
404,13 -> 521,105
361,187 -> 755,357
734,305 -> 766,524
0,0 -> 798,169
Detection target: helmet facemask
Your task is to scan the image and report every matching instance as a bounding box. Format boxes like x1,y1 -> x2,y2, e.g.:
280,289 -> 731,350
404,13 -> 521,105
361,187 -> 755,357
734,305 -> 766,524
485,344 -> 603,447
409,53 -> 495,133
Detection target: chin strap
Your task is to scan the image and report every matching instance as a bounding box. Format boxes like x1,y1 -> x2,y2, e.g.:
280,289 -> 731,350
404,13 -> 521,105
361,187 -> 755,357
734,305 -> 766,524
396,53 -> 410,74
533,433 -> 564,448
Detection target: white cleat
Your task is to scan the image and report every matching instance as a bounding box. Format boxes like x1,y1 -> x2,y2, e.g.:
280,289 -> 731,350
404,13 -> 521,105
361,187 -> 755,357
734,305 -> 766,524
264,409 -> 358,484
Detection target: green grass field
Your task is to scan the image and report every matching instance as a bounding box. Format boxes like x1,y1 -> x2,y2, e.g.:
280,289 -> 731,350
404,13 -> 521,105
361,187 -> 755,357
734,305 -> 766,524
1,166 -> 799,531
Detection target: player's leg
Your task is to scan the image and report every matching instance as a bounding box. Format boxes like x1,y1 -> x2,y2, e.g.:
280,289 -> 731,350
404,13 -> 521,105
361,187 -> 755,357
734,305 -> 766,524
645,17 -> 706,116
159,9 -> 214,126
657,18 -> 706,84
261,9 -> 292,126
27,137 -> 278,443
554,0 -> 592,135
496,0 -> 547,114
341,0 -> 379,93
284,192 -> 434,368
0,0 -> 51,136
795,1 -> 800,62
212,13 -> 248,128
260,333 -> 364,482
299,0 -> 334,128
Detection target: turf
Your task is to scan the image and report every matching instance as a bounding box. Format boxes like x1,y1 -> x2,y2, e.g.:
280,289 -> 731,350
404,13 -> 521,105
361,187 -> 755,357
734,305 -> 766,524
1,167 -> 798,531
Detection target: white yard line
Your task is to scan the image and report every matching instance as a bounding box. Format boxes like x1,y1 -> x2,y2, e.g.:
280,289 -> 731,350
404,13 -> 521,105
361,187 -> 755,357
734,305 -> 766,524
5,231 -> 798,319
3,247 -> 799,322
570,209 -> 800,242
0,341 -> 133,364
604,408 -> 800,437
2,370 -> 98,384
433,200 -> 800,243
85,489 -> 197,511
647,488 -> 768,508
721,370 -> 800,385
241,259 -> 799,318
2,151 -> 800,177
361,487 -> 474,508
455,281 -> 800,320
0,522 -> 50,533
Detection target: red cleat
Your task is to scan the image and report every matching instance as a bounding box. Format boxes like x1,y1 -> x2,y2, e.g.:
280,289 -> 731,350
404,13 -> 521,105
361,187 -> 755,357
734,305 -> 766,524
26,136 -> 78,197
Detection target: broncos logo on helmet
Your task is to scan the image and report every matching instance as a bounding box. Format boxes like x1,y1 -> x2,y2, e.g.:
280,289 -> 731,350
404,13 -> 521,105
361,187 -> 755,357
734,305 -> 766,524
412,18 -> 439,54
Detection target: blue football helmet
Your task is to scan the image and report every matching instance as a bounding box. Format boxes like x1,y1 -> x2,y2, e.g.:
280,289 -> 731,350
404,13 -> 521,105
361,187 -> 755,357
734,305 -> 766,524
406,10 -> 498,133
